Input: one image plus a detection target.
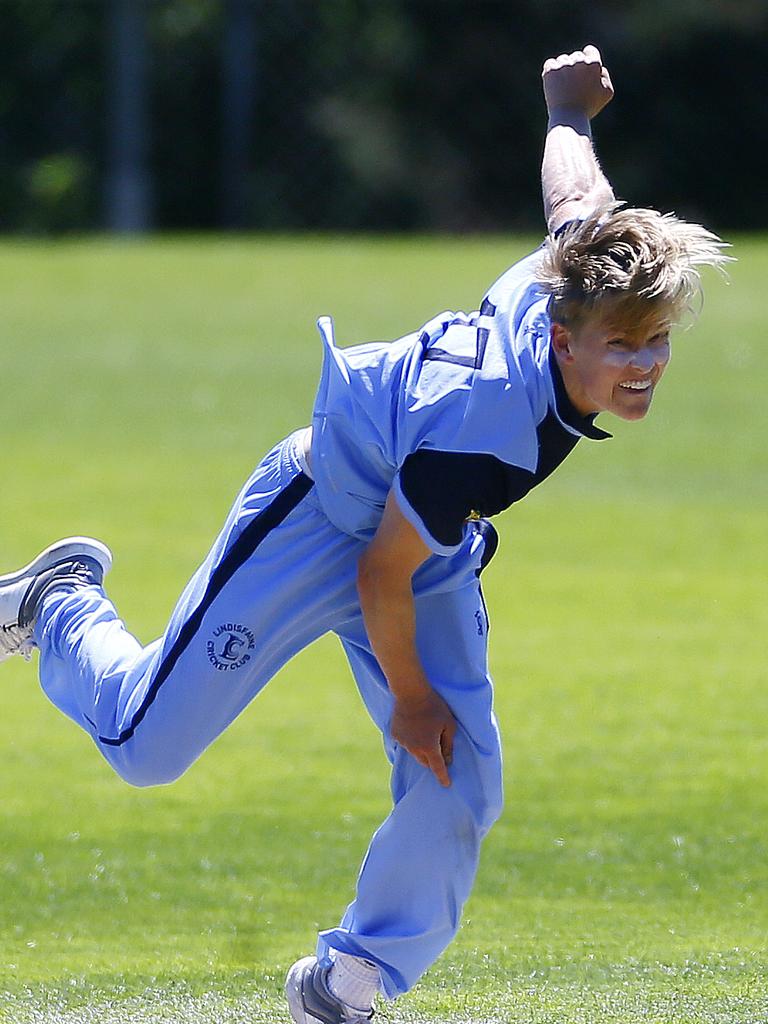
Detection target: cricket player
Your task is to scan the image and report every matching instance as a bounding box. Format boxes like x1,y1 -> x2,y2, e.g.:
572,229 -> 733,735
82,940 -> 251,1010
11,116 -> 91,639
0,46 -> 727,1024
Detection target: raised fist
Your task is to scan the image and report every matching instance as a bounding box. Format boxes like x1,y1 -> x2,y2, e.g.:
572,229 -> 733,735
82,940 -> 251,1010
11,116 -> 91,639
542,44 -> 614,120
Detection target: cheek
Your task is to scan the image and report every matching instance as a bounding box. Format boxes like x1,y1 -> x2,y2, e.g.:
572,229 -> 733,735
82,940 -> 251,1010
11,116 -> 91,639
604,350 -> 634,370
581,356 -> 624,394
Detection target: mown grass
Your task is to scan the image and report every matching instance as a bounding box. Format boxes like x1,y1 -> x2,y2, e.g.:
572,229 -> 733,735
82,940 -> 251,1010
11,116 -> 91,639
0,235 -> 766,1023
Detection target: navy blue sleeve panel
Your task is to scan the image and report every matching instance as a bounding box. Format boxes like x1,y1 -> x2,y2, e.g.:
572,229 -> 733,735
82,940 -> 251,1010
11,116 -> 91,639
552,218 -> 582,239
398,449 -> 538,549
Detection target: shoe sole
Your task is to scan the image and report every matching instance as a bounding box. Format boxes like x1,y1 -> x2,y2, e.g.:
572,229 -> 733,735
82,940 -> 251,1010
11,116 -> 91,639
285,956 -> 319,1024
0,537 -> 113,589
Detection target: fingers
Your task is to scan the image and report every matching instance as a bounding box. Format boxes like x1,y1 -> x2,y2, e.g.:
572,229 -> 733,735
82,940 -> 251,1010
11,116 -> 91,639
390,691 -> 457,787
542,45 -> 604,80
432,721 -> 457,788
427,746 -> 451,788
441,717 -> 455,768
411,723 -> 455,787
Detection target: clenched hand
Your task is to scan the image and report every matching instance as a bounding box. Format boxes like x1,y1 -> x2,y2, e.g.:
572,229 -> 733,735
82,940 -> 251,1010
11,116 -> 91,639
542,44 -> 614,120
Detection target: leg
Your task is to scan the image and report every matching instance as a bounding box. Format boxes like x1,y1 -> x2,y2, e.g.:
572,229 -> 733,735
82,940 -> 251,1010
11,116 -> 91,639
320,541 -> 503,999
30,435 -> 364,786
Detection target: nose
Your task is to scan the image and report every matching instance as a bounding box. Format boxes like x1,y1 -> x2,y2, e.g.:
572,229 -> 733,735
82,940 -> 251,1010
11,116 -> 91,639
629,348 -> 654,373
630,344 -> 668,373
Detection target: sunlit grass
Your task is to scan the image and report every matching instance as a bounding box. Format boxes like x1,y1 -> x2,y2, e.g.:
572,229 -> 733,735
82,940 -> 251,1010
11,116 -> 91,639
0,236 -> 766,1023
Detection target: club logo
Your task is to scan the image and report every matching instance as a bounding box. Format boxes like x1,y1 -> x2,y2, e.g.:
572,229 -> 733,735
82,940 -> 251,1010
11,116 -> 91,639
207,622 -> 256,672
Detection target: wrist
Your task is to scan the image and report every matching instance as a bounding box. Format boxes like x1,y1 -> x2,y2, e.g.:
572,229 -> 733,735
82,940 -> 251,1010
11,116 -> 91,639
546,106 -> 592,137
390,675 -> 433,703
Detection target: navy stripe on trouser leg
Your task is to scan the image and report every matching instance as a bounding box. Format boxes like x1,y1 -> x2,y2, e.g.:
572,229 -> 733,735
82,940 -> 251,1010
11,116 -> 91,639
99,472 -> 314,747
35,440 -> 366,786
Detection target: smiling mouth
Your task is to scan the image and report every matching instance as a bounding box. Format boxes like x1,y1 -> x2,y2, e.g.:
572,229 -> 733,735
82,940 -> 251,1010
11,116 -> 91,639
619,379 -> 652,391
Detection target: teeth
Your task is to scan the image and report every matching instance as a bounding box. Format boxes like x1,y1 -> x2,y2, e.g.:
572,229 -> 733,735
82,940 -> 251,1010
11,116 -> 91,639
620,380 -> 651,390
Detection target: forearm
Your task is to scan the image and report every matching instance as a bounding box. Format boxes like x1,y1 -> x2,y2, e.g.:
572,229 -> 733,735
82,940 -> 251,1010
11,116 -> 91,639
357,549 -> 456,786
355,489 -> 456,785
356,558 -> 431,700
541,108 -> 615,232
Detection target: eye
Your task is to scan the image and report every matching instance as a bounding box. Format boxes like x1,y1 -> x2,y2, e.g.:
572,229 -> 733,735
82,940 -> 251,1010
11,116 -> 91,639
607,338 -> 628,348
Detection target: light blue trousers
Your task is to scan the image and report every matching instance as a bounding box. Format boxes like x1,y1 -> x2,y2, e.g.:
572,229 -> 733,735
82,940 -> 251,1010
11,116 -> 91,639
34,434 -> 503,998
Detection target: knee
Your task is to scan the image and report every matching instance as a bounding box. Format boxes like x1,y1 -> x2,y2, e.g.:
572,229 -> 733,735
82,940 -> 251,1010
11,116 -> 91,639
452,740 -> 504,837
457,771 -> 503,837
101,742 -> 192,788
117,766 -> 186,789
434,777 -> 502,866
477,781 -> 504,835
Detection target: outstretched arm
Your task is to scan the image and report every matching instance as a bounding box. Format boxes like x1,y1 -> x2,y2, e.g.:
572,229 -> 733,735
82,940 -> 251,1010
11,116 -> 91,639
357,489 -> 456,788
541,44 -> 616,233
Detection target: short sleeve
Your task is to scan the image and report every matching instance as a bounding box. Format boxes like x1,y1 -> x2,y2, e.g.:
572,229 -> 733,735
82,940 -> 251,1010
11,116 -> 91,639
393,450 -> 516,555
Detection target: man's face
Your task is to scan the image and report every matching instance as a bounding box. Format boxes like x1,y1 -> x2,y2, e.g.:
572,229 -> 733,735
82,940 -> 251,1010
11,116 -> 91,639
551,316 -> 672,421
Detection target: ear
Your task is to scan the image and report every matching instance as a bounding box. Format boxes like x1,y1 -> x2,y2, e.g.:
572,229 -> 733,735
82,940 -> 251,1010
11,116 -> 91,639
550,322 -> 575,364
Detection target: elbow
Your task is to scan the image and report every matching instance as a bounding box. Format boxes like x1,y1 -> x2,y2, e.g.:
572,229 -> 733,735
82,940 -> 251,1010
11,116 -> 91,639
546,186 -> 615,234
580,182 -> 615,218
357,547 -> 408,603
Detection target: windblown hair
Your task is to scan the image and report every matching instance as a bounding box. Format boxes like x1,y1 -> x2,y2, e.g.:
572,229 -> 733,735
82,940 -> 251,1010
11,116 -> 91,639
537,203 -> 731,334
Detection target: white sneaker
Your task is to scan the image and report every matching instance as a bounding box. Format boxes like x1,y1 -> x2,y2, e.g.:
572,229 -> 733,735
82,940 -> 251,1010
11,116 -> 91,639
0,537 -> 112,662
285,956 -> 374,1024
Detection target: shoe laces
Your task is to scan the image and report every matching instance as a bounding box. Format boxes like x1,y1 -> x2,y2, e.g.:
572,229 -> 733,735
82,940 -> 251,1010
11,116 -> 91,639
0,623 -> 36,662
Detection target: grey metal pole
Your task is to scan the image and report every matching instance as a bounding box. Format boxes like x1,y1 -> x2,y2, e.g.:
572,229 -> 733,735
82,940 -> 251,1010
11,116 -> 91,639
105,0 -> 151,233
220,0 -> 258,229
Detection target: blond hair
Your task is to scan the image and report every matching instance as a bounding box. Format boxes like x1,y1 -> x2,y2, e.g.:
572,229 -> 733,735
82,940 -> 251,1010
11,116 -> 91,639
537,203 -> 731,333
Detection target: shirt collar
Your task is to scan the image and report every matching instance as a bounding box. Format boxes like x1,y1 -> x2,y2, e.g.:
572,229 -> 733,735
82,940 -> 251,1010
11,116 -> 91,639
547,344 -> 612,441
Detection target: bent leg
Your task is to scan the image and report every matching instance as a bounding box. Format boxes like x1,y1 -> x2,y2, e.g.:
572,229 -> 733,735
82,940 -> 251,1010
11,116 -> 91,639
35,436 -> 363,786
321,545 -> 504,998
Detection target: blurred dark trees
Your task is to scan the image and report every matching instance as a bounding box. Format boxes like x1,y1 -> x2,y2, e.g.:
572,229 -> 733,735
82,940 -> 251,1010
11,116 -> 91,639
0,0 -> 764,233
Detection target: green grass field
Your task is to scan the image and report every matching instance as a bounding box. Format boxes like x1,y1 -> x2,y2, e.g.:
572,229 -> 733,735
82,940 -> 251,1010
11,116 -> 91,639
0,235 -> 766,1024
